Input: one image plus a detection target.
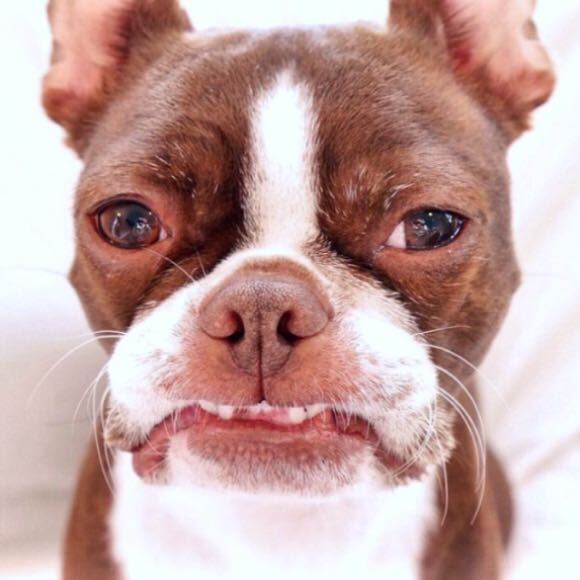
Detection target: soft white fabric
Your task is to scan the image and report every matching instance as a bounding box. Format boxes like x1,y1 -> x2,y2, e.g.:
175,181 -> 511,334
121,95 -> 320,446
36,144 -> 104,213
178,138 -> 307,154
0,1 -> 578,578
481,3 -> 580,573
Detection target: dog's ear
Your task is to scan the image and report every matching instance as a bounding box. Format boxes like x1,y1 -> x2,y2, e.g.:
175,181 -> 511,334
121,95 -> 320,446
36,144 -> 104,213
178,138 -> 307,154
42,0 -> 192,152
389,0 -> 555,138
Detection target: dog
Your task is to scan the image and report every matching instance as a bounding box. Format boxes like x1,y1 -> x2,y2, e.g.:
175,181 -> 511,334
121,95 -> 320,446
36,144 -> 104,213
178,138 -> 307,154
41,0 -> 554,578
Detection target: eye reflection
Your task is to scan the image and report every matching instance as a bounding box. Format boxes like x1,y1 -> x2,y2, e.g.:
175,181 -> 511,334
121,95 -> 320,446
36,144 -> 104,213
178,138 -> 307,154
96,201 -> 164,249
386,209 -> 466,250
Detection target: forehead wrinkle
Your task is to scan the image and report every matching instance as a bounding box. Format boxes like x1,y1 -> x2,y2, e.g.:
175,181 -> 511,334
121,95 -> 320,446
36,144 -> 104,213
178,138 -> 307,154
243,71 -> 320,250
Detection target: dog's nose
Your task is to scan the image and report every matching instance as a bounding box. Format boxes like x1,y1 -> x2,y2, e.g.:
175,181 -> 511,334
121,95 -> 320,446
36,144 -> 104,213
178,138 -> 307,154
198,275 -> 331,376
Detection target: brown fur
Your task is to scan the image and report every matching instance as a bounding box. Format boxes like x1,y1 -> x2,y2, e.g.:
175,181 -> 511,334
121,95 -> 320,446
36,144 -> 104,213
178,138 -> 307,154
42,1 -> 554,578
62,428 -> 119,580
421,385 -> 513,579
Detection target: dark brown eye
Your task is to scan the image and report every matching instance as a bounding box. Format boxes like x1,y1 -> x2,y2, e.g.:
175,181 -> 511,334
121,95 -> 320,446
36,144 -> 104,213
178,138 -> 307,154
96,201 -> 164,249
386,209 -> 466,250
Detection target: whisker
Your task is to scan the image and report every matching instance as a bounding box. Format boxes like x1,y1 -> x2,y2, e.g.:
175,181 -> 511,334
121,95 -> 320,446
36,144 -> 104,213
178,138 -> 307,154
144,456 -> 167,482
195,250 -> 207,277
435,365 -> 487,487
53,329 -> 126,342
28,334 -> 121,406
470,467 -> 487,525
413,325 -> 471,338
429,344 -> 509,411
98,387 -> 117,486
0,266 -> 67,278
71,363 -> 108,430
436,388 -> 486,523
393,404 -> 437,477
91,383 -> 115,495
145,248 -> 195,283
434,433 -> 450,526
436,387 -> 485,487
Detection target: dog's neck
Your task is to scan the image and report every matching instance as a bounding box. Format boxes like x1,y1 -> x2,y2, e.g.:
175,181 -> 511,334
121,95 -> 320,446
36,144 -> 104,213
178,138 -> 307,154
111,453 -> 437,579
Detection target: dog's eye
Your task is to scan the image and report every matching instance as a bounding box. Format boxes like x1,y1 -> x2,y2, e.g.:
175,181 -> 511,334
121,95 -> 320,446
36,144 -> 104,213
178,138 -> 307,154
386,209 -> 465,250
96,201 -> 165,249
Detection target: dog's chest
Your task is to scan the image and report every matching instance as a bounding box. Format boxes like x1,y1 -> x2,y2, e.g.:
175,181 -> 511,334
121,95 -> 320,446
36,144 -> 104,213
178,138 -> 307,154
111,454 -> 437,580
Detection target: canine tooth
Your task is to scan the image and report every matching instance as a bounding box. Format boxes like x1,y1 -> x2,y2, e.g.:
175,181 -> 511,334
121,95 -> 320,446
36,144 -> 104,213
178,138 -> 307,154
217,405 -> 235,420
198,400 -> 218,415
287,407 -> 307,424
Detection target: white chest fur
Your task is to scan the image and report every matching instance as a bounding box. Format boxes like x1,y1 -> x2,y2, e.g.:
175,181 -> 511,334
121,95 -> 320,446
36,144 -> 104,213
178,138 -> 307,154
111,453 -> 437,580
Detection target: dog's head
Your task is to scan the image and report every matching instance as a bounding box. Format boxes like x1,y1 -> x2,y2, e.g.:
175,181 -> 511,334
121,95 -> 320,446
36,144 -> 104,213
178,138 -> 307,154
43,0 -> 553,494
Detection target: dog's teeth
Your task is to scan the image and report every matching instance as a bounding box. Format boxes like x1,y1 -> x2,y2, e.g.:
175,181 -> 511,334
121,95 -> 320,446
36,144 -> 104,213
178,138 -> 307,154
197,400 -> 326,424
287,407 -> 307,424
217,405 -> 235,420
304,404 -> 326,419
247,401 -> 271,413
199,400 -> 218,414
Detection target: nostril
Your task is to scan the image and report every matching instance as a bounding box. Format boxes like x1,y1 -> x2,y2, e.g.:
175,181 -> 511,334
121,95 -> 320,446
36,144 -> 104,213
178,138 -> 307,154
225,312 -> 245,344
277,311 -> 299,344
199,305 -> 245,341
280,293 -> 330,340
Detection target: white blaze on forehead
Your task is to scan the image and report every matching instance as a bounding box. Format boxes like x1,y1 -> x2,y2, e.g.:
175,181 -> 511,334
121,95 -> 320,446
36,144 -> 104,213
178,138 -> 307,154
245,72 -> 319,248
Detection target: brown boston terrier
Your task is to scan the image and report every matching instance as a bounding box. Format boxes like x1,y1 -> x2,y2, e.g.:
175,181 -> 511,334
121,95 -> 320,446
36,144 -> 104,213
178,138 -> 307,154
42,0 -> 554,578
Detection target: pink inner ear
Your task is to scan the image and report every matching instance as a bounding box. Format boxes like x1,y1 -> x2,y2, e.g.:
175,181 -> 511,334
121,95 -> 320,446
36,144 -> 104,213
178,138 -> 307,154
44,0 -> 136,112
443,0 -> 554,108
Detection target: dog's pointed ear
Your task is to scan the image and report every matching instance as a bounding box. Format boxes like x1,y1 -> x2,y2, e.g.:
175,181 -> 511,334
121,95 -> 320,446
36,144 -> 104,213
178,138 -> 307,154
389,0 -> 555,138
42,0 -> 192,152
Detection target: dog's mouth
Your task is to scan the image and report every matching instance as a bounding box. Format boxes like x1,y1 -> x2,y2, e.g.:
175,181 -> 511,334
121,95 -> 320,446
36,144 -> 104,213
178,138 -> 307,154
127,401 -> 418,485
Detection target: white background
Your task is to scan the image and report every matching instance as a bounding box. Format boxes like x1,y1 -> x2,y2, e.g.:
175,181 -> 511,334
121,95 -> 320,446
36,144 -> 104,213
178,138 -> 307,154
1,1 -> 579,578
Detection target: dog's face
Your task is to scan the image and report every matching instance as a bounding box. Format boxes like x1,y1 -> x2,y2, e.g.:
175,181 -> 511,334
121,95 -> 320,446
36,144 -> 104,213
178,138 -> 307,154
43,0 -> 553,494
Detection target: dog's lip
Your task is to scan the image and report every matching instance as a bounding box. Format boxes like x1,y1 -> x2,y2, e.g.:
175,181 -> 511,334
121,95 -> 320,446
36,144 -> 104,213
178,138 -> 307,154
129,403 -> 374,455
125,402 -> 400,478
123,403 -> 421,481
